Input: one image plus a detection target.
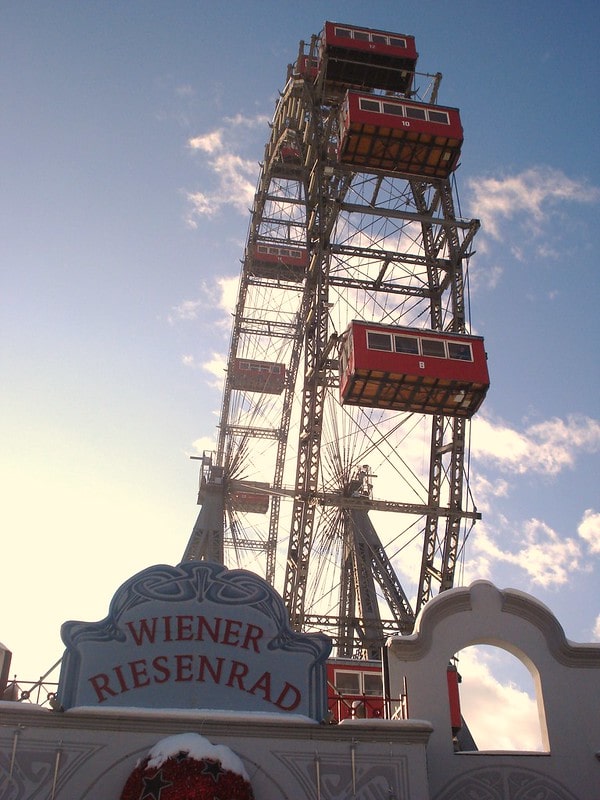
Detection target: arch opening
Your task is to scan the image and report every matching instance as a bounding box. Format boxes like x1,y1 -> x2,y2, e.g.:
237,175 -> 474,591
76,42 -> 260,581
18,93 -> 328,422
453,644 -> 548,753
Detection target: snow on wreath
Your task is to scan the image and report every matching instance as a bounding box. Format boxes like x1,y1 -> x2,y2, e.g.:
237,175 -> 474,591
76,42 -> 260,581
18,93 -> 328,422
120,733 -> 254,800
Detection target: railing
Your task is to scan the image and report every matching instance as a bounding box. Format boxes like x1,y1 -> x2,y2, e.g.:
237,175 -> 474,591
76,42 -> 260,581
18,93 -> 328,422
3,678 -> 60,708
2,659 -> 62,708
327,691 -> 409,722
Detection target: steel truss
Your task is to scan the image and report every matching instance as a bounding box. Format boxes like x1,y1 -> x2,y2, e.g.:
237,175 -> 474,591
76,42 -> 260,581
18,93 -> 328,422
184,39 -> 481,658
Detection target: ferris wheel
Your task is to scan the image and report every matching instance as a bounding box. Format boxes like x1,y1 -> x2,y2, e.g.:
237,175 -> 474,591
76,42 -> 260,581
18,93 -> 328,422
184,22 -> 488,660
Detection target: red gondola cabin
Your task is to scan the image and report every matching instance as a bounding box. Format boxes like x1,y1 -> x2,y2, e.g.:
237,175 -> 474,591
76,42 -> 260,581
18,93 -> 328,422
229,481 -> 270,514
338,91 -> 463,179
327,659 -> 385,721
296,54 -> 319,81
230,358 -> 286,395
247,242 -> 308,283
447,662 -> 463,734
339,321 -> 489,418
320,22 -> 418,93
326,658 -> 462,731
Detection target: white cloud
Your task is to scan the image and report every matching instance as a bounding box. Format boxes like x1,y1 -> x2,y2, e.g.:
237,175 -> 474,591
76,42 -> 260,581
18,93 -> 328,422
217,275 -> 239,316
185,191 -> 216,224
185,158 -> 255,223
210,152 -> 256,213
467,167 -> 599,240
185,115 -> 264,225
470,473 -> 510,514
461,551 -> 493,583
168,298 -> 204,323
169,277 -> 237,328
191,435 -> 218,456
578,508 -> 600,554
467,518 -> 582,589
465,253 -> 504,292
518,519 -> 582,587
466,420 -> 598,587
224,112 -> 270,129
202,352 -> 227,390
472,417 -> 530,470
188,129 -> 224,154
593,616 -> 600,642
472,413 -> 600,476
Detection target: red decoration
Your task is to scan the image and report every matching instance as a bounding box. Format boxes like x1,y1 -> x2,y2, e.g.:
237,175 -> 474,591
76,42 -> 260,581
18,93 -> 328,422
120,750 -> 254,800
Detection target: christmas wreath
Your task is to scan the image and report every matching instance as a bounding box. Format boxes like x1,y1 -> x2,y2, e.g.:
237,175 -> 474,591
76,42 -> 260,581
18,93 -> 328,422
120,733 -> 254,800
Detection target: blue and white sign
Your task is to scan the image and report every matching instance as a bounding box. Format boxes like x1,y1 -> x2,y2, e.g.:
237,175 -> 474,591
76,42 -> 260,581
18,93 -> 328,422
58,562 -> 331,719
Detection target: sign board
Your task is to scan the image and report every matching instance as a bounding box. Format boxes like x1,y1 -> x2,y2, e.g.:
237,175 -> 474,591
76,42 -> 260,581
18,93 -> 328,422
58,562 -> 331,720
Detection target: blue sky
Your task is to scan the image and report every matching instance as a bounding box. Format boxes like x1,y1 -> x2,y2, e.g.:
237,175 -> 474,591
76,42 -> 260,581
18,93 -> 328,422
2,1 -> 599,747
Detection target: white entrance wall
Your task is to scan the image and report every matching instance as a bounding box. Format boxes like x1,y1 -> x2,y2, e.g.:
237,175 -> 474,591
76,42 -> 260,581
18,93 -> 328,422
386,580 -> 600,799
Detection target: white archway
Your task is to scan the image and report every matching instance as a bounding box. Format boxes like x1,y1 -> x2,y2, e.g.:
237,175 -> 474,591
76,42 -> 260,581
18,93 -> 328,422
454,643 -> 545,751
